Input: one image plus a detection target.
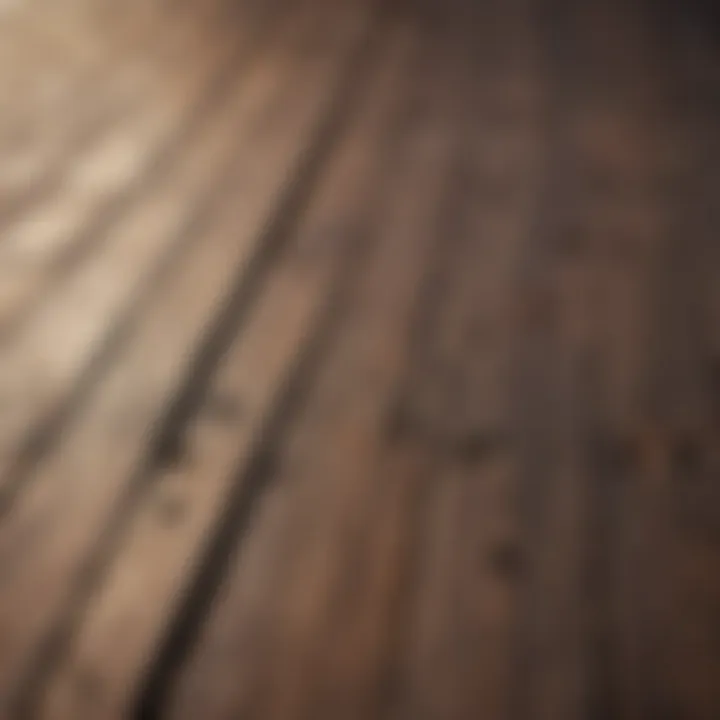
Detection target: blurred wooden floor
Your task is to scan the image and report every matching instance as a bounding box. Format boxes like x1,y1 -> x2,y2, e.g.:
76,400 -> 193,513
0,0 -> 718,718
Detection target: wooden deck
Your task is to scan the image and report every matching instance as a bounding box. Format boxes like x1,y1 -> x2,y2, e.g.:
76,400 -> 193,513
0,0 -> 719,718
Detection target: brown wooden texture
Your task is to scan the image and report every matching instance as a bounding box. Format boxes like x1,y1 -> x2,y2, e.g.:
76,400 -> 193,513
0,1 -> 717,719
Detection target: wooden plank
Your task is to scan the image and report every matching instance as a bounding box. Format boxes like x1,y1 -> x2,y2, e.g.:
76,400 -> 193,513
510,4 -> 720,720
507,2 -> 613,718
32,17 -> 409,720
385,8 -> 544,719
0,1 -> 368,711
164,18 -> 461,720
160,20 -> 420,720
553,7 -> 666,720
557,6 -> 720,719
629,10 -> 720,718
0,0 -> 316,500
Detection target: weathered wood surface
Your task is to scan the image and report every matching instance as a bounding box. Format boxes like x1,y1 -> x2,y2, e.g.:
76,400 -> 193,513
0,0 -> 718,718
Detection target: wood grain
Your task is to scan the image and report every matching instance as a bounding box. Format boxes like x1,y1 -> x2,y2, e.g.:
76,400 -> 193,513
0,1 -> 717,719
